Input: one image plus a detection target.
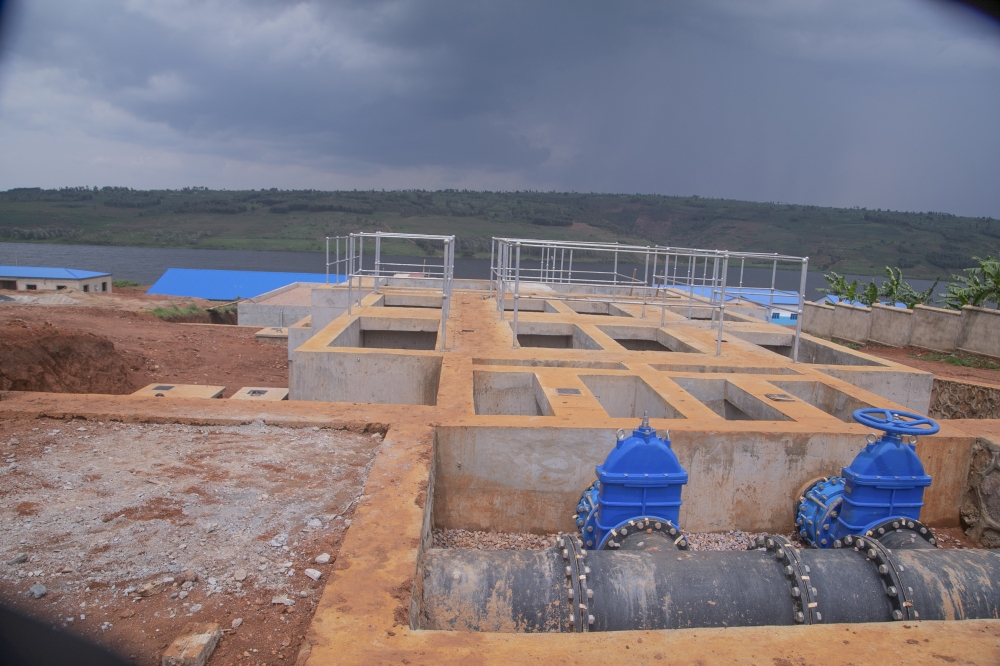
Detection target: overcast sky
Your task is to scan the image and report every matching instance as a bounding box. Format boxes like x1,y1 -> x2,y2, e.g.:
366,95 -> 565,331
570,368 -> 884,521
0,1 -> 998,216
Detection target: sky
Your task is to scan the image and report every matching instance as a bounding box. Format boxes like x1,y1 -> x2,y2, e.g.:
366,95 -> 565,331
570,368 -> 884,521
0,1 -> 999,217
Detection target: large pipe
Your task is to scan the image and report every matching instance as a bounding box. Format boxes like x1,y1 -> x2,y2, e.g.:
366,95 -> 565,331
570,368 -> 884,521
417,536 -> 1000,632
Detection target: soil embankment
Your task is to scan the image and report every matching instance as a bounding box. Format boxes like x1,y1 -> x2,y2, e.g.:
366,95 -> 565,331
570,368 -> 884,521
0,321 -> 145,394
0,306 -> 288,398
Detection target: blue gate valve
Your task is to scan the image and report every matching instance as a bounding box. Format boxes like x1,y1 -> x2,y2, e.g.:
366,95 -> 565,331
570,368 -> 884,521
576,412 -> 689,550
796,408 -> 939,548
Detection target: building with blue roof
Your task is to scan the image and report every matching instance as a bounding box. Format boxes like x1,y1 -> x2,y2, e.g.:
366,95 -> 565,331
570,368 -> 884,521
0,266 -> 112,293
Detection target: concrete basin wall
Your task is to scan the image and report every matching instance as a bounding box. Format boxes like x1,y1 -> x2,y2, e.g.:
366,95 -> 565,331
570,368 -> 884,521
432,425 -> 973,534
769,380 -> 876,422
473,371 -> 552,416
579,374 -> 684,419
816,366 -> 933,414
290,350 -> 443,405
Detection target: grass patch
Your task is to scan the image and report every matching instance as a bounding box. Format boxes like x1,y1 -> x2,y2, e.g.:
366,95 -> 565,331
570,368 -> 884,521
909,351 -> 1000,371
149,304 -> 205,319
112,279 -> 141,287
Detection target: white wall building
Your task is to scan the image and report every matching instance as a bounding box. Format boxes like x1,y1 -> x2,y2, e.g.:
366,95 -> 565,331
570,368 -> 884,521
0,266 -> 112,293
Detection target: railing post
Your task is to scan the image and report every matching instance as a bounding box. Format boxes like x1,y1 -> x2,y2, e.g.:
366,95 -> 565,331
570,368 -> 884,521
373,232 -> 381,294
489,238 -> 495,298
347,235 -> 353,316
769,256 -> 778,320
512,242 -> 521,348
325,237 -> 330,284
440,238 -> 451,351
499,241 -> 506,320
687,255 -> 694,319
717,254 -> 729,356
793,257 -> 809,363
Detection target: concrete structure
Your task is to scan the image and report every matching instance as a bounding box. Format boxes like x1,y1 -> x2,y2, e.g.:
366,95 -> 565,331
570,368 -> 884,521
253,326 -> 288,346
870,302 -> 914,347
956,305 -> 1000,358
0,265 -> 111,293
237,282 -> 319,327
229,386 -> 289,401
131,383 -> 225,399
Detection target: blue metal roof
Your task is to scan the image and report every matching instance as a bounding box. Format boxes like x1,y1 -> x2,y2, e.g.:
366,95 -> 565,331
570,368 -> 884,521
0,265 -> 111,279
146,268 -> 343,300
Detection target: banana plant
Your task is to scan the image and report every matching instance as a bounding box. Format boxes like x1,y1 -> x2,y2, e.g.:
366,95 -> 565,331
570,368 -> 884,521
944,256 -> 1000,310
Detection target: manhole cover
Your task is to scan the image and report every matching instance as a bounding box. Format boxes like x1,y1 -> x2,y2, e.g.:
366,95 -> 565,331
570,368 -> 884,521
556,388 -> 582,396
153,385 -> 175,391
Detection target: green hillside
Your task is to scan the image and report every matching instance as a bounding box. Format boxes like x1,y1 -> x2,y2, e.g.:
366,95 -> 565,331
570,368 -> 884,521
1,186 -> 997,278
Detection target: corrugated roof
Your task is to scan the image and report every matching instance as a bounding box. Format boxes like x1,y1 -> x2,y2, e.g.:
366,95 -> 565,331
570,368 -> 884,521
146,268 -> 343,300
0,265 -> 111,279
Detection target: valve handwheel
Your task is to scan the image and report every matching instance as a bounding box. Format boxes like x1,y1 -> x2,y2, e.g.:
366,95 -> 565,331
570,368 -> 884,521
852,408 -> 940,437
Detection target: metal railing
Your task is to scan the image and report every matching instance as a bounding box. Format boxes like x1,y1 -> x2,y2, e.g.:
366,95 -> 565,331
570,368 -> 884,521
325,235 -> 351,284
326,232 -> 456,350
491,238 -> 808,360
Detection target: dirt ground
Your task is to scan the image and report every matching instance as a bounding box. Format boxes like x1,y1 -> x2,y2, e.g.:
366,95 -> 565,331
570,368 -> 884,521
859,343 -> 1000,386
0,303 -> 287,398
0,416 -> 383,665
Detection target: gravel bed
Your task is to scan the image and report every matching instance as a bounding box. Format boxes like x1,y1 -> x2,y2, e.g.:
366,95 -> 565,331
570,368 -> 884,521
433,529 -> 807,551
433,529 -> 558,550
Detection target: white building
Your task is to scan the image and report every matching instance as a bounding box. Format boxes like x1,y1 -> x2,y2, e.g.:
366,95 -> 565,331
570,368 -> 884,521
0,266 -> 112,293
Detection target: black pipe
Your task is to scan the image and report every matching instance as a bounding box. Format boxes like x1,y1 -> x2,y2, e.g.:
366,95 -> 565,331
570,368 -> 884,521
417,536 -> 1000,632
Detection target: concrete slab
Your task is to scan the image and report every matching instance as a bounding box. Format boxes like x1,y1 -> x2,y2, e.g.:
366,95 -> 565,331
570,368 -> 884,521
229,386 -> 289,401
254,326 -> 288,346
131,383 -> 225,399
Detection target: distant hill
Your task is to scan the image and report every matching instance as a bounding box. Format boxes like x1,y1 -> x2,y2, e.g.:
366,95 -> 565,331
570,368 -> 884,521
1,186 -> 997,278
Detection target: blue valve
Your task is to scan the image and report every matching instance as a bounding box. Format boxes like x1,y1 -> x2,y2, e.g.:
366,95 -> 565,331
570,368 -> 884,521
576,413 -> 688,550
796,409 -> 938,548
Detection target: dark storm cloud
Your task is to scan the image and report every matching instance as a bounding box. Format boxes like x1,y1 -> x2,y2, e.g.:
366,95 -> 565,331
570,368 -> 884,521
0,1 -> 998,215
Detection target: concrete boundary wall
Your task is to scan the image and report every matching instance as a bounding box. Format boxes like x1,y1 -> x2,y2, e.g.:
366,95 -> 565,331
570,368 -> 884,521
870,303 -> 913,347
803,301 -> 1000,358
830,303 -> 872,344
910,305 -> 962,353
956,306 -> 1000,358
802,302 -> 834,338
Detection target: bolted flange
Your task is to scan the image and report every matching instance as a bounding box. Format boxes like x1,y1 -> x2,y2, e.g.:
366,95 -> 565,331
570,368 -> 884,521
753,534 -> 821,624
831,534 -> 917,622
602,517 -> 688,551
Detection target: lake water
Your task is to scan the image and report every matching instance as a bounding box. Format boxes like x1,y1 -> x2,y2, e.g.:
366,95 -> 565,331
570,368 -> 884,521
0,241 -> 947,301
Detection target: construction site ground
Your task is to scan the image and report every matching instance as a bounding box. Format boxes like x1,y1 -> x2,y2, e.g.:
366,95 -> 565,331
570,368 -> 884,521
859,342 -> 1000,385
0,416 -> 383,665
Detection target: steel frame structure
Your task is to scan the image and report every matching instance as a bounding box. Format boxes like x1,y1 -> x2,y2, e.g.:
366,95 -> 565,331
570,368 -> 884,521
327,232 -> 456,350
490,238 -> 808,360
